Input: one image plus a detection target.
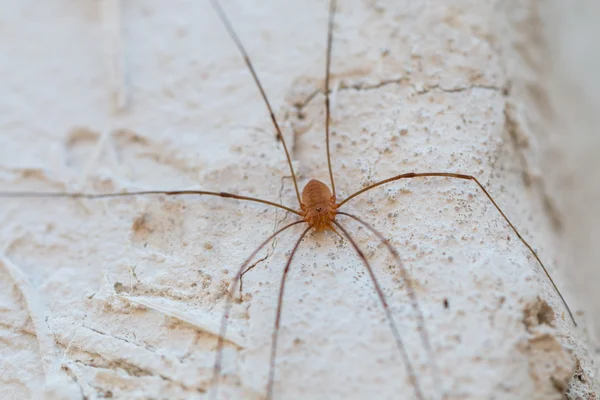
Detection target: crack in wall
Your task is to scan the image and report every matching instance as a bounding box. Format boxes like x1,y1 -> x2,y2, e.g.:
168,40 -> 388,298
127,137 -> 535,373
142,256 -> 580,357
284,77 -> 507,166
81,324 -> 157,354
73,352 -> 204,394
291,78 -> 506,116
56,320 -> 209,396
284,71 -> 565,239
413,83 -> 507,95
238,174 -> 295,296
60,363 -> 89,400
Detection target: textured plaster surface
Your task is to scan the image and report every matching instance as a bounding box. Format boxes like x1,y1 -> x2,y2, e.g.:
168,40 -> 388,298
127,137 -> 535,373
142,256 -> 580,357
0,0 -> 595,399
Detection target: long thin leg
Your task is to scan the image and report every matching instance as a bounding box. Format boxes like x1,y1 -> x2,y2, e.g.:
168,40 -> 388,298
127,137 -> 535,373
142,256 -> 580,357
210,220 -> 304,400
266,226 -> 311,400
324,0 -> 337,196
338,171 -> 576,326
0,189 -> 301,216
208,0 -> 302,207
333,221 -> 425,400
338,211 -> 442,396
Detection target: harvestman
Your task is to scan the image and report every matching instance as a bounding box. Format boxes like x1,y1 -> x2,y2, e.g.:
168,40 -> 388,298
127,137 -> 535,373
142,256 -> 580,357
0,0 -> 576,399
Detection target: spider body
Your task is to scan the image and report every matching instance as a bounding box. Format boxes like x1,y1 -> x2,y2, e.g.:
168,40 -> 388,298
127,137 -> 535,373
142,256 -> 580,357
301,179 -> 337,232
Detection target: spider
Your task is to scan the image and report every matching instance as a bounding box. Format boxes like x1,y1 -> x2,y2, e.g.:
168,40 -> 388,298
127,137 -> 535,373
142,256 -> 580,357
0,1 -> 576,399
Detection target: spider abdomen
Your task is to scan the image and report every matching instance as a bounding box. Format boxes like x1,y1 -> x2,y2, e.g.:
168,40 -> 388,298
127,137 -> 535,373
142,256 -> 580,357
301,179 -> 337,231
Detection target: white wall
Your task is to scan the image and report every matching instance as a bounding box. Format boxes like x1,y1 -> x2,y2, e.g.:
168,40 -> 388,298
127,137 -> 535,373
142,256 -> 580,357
0,0 -> 595,399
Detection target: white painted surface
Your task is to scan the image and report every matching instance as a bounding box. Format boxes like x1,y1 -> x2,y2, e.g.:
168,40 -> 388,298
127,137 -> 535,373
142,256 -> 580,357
0,1 -> 592,399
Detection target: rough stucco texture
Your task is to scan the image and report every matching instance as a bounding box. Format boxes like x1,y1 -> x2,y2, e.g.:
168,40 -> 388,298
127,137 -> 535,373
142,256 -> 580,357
0,1 -> 595,399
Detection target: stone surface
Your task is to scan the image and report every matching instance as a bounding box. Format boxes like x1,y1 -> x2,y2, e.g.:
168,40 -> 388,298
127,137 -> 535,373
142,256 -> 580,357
0,0 -> 594,399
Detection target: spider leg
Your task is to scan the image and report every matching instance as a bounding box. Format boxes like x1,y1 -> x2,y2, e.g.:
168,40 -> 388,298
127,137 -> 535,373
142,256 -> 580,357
0,189 -> 301,215
210,219 -> 304,400
338,211 -> 443,398
334,221 -> 426,400
266,226 -> 312,400
339,171 -> 576,326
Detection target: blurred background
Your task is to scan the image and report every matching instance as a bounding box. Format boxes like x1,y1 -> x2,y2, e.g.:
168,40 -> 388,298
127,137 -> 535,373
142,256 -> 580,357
540,0 -> 600,339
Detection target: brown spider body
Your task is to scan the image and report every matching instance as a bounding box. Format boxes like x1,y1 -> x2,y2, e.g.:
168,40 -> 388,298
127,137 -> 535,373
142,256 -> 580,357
301,179 -> 337,232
